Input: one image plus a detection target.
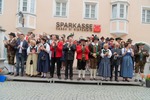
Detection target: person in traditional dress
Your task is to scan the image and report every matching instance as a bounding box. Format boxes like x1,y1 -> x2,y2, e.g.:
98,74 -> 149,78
89,36 -> 101,80
63,35 -> 76,80
120,42 -> 134,82
76,37 -> 89,80
50,35 -> 63,79
134,42 -> 149,82
26,40 -> 38,77
4,32 -> 17,75
98,43 -> 112,81
110,43 -> 122,82
37,37 -> 50,78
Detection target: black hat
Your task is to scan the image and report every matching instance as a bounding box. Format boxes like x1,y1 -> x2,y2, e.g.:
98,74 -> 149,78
9,32 -> 16,37
93,36 -> 99,40
105,37 -> 110,41
127,38 -> 132,42
115,37 -> 122,41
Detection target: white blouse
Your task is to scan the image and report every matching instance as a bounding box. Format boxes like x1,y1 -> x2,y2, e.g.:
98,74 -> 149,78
101,49 -> 112,58
27,45 -> 38,55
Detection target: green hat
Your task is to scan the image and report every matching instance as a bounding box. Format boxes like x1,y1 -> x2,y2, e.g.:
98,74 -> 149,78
67,33 -> 74,39
93,36 -> 99,40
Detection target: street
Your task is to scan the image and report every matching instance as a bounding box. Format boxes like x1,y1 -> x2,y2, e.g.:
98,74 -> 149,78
0,82 -> 150,100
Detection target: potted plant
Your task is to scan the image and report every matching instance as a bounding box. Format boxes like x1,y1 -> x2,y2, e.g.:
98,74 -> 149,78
146,74 -> 150,88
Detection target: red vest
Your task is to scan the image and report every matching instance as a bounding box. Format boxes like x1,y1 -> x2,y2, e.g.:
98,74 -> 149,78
76,45 -> 89,60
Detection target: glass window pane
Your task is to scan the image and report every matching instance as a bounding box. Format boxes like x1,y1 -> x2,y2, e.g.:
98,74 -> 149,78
142,9 -> 145,22
112,4 -> 117,18
18,0 -> 20,11
85,4 -> 90,18
120,4 -> 124,18
62,3 -> 66,16
23,0 -> 28,12
91,5 -> 96,18
0,0 -> 2,13
30,0 -> 35,14
56,2 -> 60,16
147,10 -> 150,22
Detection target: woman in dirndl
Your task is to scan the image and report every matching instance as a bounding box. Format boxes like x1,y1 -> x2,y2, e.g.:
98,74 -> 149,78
120,42 -> 134,82
26,40 -> 38,77
37,37 -> 50,78
98,43 -> 112,81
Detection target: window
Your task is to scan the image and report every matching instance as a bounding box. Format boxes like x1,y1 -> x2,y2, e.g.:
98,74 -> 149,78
18,0 -> 36,14
55,2 -> 67,17
112,3 -> 128,19
85,3 -> 97,19
120,4 -> 124,18
0,0 -> 3,14
30,0 -> 35,14
142,8 -> 150,23
23,0 -> 27,12
112,4 -> 117,18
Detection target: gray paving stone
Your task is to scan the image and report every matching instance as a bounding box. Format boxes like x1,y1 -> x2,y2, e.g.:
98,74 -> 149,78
0,82 -> 150,100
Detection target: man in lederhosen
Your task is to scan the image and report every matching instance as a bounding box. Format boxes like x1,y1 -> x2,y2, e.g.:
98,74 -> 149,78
134,42 -> 149,82
89,36 -> 101,80
76,37 -> 89,80
4,32 -> 17,75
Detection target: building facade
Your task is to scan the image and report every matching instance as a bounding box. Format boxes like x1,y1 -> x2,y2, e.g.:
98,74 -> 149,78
0,0 -> 150,48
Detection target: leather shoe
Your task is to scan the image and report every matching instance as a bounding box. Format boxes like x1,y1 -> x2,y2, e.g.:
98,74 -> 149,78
14,74 -> 19,77
58,76 -> 61,79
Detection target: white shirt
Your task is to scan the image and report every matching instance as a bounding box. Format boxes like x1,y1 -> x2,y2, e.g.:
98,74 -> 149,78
19,41 -> 23,53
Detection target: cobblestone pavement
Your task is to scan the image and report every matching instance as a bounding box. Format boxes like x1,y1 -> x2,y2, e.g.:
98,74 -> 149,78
0,82 -> 150,100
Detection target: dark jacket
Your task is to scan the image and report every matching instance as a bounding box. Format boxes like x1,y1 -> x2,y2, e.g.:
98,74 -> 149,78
15,39 -> 28,57
111,48 -> 122,65
134,49 -> 149,63
63,43 -> 76,60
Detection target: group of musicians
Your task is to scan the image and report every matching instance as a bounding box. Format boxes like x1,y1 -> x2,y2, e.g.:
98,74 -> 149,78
4,32 -> 149,82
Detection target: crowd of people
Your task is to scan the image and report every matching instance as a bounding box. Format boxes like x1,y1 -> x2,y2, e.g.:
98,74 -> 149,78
3,32 -> 149,82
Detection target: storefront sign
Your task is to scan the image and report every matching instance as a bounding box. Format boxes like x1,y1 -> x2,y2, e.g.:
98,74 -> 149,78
93,25 -> 101,33
56,22 -> 101,33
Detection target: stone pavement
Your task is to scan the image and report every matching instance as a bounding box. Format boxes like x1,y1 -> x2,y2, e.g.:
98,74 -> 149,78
0,82 -> 150,100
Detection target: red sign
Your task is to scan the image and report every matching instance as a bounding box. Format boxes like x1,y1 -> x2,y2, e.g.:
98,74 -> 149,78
93,25 -> 101,33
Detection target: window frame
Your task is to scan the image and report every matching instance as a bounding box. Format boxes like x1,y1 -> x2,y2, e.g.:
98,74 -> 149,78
0,0 -> 4,15
83,2 -> 98,20
53,0 -> 69,18
18,0 -> 36,15
111,3 -> 128,20
142,6 -> 150,24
